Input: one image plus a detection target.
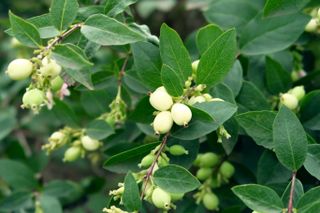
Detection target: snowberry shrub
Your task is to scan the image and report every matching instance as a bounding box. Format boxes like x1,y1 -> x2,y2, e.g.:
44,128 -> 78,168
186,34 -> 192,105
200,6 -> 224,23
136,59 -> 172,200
0,0 -> 320,213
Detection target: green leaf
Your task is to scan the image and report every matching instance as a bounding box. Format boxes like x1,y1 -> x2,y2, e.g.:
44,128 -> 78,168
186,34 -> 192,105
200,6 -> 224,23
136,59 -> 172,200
196,29 -> 237,87
50,0 -> 79,31
9,11 -> 42,48
0,159 -> 37,191
257,150 -> 291,184
196,24 -> 223,54
0,107 -> 16,141
131,42 -> 162,90
86,119 -> 114,140
39,195 -> 63,213
281,179 -> 304,207
129,96 -> 155,124
81,90 -> 113,117
265,57 -> 292,95
236,111 -> 276,149
0,192 -> 33,211
204,0 -> 263,30
104,142 -> 160,173
52,99 -> 79,128
105,0 -> 137,17
159,24 -> 192,96
52,44 -> 93,70
224,60 -> 243,97
64,68 -> 93,90
297,186 -> 320,213
264,0 -> 311,17
300,90 -> 320,130
239,13 -> 310,55
153,165 -> 200,193
210,83 -> 236,104
237,81 -> 270,111
122,172 -> 141,211
273,106 -> 308,171
43,180 -> 82,201
81,14 -> 145,46
304,144 -> 320,180
232,184 -> 284,213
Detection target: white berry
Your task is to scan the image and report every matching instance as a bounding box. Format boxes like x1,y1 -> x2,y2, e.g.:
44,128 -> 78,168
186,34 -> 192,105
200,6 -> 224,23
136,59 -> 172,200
149,86 -> 173,111
288,86 -> 305,101
280,93 -> 298,110
81,135 -> 100,151
6,59 -> 33,80
153,111 -> 173,134
171,103 -> 192,126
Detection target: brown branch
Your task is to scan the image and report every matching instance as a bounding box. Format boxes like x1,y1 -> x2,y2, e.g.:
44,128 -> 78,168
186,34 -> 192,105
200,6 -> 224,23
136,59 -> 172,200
140,133 -> 170,199
118,56 -> 129,86
288,172 -> 297,213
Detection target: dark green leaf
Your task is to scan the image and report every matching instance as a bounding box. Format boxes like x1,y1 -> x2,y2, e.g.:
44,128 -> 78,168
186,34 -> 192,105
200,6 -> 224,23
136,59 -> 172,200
273,106 -> 308,171
153,165 -> 200,193
39,195 -> 63,213
86,119 -> 114,140
224,60 -> 243,96
65,68 -> 93,90
196,24 -> 223,54
297,186 -> 320,213
52,99 -> 79,128
129,96 -> 154,124
9,11 -> 42,48
232,184 -> 284,213
304,144 -> 320,180
236,111 -> 276,149
161,64 -> 184,96
122,172 -> 141,211
0,107 -> 16,141
196,29 -> 237,87
264,0 -> 310,17
50,0 -> 79,31
0,192 -> 32,211
81,14 -> 145,46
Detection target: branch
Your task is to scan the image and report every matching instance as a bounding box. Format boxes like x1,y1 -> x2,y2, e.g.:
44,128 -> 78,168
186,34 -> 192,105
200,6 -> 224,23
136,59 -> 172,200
118,56 -> 129,86
140,133 -> 169,199
288,172 -> 297,213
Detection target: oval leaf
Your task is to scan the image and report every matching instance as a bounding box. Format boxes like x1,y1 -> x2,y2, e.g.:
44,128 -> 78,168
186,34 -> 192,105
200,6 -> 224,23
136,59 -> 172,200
50,0 -> 79,31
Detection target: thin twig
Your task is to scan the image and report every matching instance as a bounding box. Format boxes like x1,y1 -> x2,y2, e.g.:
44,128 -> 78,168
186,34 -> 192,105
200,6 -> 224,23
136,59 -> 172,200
288,172 -> 297,213
118,56 -> 129,86
140,133 -> 170,199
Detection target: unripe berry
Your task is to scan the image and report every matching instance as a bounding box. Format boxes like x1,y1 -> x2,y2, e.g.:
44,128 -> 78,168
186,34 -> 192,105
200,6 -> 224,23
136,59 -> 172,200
11,38 -> 22,48
203,192 -> 219,210
192,60 -> 200,73
50,76 -> 64,91
81,135 -> 100,151
170,193 -> 184,201
63,146 -> 82,162
49,132 -> 65,144
149,86 -> 173,111
280,93 -> 298,110
152,187 -> 171,209
22,89 -> 45,109
153,111 -> 173,134
199,152 -> 219,168
171,103 -> 192,126
196,167 -> 212,181
139,154 -> 155,168
219,161 -> 235,179
6,59 -> 33,80
305,19 -> 318,32
39,57 -> 62,79
288,86 -> 305,101
168,145 -> 188,156
188,96 -> 206,105
193,154 -> 203,166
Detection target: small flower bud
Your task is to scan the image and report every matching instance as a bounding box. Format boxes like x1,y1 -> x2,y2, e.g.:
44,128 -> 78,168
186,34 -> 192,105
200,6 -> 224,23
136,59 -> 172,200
168,145 -> 188,156
192,60 -> 200,73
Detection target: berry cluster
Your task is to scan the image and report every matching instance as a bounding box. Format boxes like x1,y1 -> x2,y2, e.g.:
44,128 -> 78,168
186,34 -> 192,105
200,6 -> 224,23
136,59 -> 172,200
193,152 -> 235,211
279,86 -> 305,110
305,8 -> 320,33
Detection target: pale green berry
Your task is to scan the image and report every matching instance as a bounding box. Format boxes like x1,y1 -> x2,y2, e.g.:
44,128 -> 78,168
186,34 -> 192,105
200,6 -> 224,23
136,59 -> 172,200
192,60 -> 200,73
193,154 -> 203,166
291,71 -> 299,81
22,89 -> 45,109
288,86 -> 305,101
168,145 -> 188,156
39,57 -> 62,79
171,103 -> 192,126
199,152 -> 219,168
203,192 -> 219,210
63,146 -> 82,162
305,18 -> 318,32
81,135 -> 100,151
50,76 -> 64,91
11,38 -> 22,48
49,132 -> 64,142
170,193 -> 184,201
280,93 -> 298,110
139,154 -> 155,168
219,161 -> 235,179
6,59 -> 33,80
149,86 -> 173,111
188,96 -> 206,105
151,187 -> 171,209
153,111 -> 173,134
196,167 -> 212,181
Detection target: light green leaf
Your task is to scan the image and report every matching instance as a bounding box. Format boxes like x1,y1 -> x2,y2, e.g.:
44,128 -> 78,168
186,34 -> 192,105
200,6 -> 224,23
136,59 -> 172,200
297,186 -> 320,213
196,29 -> 237,87
232,184 -> 284,213
196,24 -> 223,54
0,192 -> 33,211
64,68 -> 93,90
52,99 -> 79,128
304,144 -> 320,180
81,14 -> 145,46
153,165 -> 200,193
86,119 -> 114,140
264,0 -> 311,17
223,60 -> 243,96
281,179 -> 304,207
161,64 -> 184,96
273,106 -> 308,171
0,108 -> 16,141
122,172 -> 141,211
39,195 -> 63,213
9,11 -> 42,48
50,0 -> 79,31
105,0 -> 137,17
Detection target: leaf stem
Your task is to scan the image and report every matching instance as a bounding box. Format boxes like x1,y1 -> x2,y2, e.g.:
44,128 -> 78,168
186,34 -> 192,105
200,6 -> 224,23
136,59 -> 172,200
287,172 -> 297,213
140,133 -> 169,199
